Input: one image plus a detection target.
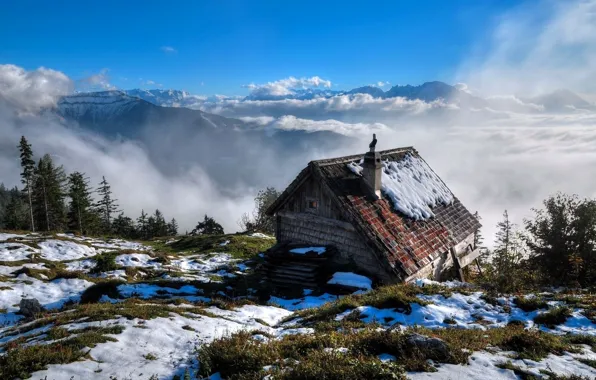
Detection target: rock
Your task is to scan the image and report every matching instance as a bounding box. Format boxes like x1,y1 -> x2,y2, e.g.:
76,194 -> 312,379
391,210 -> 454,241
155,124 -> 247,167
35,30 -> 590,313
406,333 -> 451,361
19,298 -> 44,318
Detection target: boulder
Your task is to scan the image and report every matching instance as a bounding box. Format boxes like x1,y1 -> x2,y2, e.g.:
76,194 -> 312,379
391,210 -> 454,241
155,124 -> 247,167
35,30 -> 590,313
406,333 -> 451,361
19,298 -> 44,318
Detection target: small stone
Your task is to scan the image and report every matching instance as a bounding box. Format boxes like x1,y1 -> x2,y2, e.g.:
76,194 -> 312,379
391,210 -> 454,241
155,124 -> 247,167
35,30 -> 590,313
19,298 -> 44,318
406,333 -> 451,361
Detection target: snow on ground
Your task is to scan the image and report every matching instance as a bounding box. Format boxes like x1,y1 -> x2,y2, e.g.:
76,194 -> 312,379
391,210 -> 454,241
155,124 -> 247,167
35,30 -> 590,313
328,272 -> 372,290
31,305 -> 294,380
169,253 -> 235,272
407,349 -> 596,379
289,246 -> 326,255
0,233 -> 21,241
248,232 -> 275,239
115,253 -> 161,268
39,239 -> 97,261
270,293 -> 341,311
64,259 -> 96,272
205,304 -> 293,326
0,263 -> 45,276
0,242 -> 38,261
347,153 -> 454,220
117,283 -> 208,300
0,274 -> 93,313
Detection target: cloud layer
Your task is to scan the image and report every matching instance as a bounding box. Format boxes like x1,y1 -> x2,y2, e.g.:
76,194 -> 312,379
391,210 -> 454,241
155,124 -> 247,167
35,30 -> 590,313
2,0 -> 596,244
0,64 -> 73,112
243,76 -> 332,97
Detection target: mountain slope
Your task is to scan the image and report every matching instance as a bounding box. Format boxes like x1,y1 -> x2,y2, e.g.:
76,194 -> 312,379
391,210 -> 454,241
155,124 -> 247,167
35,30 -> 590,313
57,91 -> 245,136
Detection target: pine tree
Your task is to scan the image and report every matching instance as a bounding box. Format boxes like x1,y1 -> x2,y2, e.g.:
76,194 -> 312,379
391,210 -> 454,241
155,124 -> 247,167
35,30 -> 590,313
112,213 -> 137,239
152,209 -> 167,237
485,210 -> 526,292
19,136 -> 36,231
67,172 -> 95,235
95,176 -> 119,233
32,154 -> 67,231
192,215 -> 224,235
137,210 -> 149,240
2,187 -> 26,230
167,218 -> 178,236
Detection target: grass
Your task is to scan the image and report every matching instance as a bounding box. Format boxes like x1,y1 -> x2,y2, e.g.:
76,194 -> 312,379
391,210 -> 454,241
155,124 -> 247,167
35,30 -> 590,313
196,324 -> 589,379
149,233 -> 275,260
533,306 -> 573,328
144,353 -> 158,361
0,326 -> 125,379
287,283 -> 448,328
579,358 -> 596,369
513,296 -> 549,312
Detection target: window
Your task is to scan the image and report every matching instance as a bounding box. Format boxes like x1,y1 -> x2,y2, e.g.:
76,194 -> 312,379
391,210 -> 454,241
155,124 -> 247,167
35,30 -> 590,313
306,197 -> 319,213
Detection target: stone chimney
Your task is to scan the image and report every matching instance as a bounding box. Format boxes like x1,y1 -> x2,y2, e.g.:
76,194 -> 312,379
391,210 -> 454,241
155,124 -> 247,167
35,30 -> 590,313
362,134 -> 382,199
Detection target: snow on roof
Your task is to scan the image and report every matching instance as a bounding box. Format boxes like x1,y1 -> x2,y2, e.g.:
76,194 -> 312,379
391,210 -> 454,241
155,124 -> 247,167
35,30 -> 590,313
347,153 -> 453,220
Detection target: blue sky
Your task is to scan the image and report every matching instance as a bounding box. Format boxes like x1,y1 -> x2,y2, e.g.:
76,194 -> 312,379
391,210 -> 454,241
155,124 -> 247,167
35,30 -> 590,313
0,0 -> 523,95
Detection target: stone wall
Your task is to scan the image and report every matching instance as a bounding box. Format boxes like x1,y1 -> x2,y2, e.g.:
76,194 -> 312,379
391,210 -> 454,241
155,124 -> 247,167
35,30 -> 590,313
277,211 -> 394,282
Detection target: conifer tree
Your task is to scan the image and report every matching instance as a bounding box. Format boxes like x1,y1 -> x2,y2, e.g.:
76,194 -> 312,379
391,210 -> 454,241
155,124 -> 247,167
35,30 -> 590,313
152,209 -> 167,237
3,188 -> 26,230
167,218 -> 178,236
32,154 -> 67,231
192,215 -> 224,235
113,213 -> 137,239
95,176 -> 119,233
137,210 -> 149,240
485,210 -> 526,292
19,136 -> 36,231
67,172 -> 95,235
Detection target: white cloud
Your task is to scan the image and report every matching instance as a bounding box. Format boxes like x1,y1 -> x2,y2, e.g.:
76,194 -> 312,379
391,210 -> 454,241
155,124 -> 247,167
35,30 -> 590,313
161,46 -> 177,54
460,0 -> 596,96
271,115 -> 389,136
376,81 -> 390,87
243,76 -> 332,97
0,64 -> 73,112
78,69 -> 116,91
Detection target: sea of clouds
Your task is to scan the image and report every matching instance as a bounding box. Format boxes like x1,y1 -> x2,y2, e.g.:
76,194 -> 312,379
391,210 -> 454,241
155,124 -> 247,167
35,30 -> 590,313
1,0 -> 596,243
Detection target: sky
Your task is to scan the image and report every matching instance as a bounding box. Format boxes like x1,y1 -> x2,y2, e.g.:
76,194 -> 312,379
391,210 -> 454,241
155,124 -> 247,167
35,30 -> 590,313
0,0 -> 523,95
2,0 -> 596,242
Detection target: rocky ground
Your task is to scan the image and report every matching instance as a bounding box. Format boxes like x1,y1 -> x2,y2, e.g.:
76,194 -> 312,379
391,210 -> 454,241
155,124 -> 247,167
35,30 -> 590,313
0,232 -> 594,379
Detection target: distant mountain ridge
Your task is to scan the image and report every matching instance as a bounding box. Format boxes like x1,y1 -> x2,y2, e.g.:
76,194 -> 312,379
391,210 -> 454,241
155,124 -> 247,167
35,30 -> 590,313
118,81 -> 593,113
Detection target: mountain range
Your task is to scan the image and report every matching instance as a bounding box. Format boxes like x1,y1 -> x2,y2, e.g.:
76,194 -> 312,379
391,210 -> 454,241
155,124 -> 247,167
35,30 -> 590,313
109,82 -> 595,113
54,81 -> 596,137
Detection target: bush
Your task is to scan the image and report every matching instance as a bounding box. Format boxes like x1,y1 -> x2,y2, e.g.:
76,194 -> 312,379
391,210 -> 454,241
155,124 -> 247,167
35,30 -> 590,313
80,281 -> 121,303
513,296 -> 548,312
90,251 -> 118,274
533,306 -> 572,328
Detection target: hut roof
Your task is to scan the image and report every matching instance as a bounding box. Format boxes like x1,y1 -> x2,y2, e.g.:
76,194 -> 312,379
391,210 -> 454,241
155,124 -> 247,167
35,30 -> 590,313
267,147 -> 481,279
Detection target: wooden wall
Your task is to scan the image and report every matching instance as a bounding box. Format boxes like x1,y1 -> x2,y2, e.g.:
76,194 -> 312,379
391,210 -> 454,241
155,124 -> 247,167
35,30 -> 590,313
279,175 -> 347,221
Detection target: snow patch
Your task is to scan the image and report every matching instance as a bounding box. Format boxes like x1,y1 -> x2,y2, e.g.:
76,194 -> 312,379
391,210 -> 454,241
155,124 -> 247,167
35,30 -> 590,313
39,240 -> 97,261
328,272 -> 372,290
289,247 -> 326,255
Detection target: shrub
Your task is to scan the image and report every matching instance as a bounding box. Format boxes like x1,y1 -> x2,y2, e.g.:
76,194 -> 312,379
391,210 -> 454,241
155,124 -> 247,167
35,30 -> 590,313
513,296 -> 548,312
90,251 -> 119,274
533,306 -> 572,328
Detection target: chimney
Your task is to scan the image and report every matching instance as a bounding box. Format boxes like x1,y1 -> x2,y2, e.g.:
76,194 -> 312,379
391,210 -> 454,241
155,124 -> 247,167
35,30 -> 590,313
362,134 -> 382,199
